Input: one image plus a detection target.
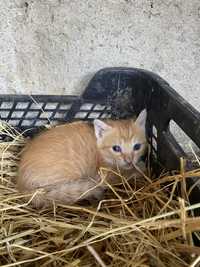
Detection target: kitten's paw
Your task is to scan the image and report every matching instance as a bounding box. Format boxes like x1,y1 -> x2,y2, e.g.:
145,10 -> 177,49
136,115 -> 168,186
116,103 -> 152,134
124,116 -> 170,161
87,186 -> 106,204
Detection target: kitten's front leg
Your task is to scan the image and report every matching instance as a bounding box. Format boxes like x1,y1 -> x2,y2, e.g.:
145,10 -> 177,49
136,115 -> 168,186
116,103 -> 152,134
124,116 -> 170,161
83,174 -> 106,202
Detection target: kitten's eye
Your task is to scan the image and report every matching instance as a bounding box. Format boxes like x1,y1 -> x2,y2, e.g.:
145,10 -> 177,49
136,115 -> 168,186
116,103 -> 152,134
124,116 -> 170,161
133,143 -> 141,151
112,145 -> 122,153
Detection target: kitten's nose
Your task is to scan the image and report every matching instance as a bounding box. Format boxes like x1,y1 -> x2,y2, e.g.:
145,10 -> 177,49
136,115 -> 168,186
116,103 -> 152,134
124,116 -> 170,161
124,155 -> 133,164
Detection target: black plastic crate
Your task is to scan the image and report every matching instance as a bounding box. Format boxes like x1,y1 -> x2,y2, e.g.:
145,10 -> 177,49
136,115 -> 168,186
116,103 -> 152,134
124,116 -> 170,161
0,67 -> 200,183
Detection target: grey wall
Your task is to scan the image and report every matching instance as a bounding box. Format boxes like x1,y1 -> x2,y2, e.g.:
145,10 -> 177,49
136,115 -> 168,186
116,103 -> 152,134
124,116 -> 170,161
0,0 -> 200,149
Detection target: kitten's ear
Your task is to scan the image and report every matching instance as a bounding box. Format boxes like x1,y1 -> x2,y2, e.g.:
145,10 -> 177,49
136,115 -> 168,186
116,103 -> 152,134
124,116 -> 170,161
135,109 -> 147,130
93,119 -> 112,139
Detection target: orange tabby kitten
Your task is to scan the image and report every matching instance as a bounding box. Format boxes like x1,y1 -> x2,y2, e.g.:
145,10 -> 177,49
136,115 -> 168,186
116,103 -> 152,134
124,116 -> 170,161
17,109 -> 147,207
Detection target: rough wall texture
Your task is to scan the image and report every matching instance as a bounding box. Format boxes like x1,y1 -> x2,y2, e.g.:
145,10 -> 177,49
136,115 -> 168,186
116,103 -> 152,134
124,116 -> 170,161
0,0 -> 200,149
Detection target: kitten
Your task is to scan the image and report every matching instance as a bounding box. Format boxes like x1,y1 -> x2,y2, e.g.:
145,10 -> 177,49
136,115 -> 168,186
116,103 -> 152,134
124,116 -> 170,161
17,109 -> 147,207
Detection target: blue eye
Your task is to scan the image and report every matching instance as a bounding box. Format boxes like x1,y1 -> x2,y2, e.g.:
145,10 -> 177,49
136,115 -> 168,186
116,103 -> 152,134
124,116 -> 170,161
112,145 -> 122,152
133,143 -> 141,151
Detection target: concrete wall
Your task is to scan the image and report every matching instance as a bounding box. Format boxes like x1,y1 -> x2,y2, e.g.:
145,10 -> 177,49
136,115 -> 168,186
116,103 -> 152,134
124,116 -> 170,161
0,0 -> 200,149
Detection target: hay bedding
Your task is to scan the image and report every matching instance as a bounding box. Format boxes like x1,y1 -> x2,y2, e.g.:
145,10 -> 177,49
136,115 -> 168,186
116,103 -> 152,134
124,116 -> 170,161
0,122 -> 200,267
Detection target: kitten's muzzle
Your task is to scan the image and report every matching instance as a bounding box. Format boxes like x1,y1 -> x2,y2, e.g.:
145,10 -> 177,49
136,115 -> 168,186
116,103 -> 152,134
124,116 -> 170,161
123,155 -> 133,165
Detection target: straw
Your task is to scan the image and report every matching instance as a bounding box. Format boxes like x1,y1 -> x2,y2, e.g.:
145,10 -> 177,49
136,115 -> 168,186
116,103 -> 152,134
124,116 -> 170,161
0,120 -> 200,266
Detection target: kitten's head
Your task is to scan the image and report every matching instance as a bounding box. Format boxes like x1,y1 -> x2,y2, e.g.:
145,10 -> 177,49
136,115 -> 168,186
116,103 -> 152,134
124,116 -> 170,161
93,109 -> 147,169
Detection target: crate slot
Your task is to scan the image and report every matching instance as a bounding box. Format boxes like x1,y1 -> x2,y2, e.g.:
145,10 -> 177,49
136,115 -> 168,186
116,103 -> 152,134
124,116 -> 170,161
88,112 -> 101,119
153,125 -> 158,138
80,103 -> 94,110
1,102 -> 14,109
30,102 -> 44,110
11,111 -> 25,119
60,103 -> 72,109
0,111 -> 10,118
152,136 -> 157,151
40,112 -> 53,119
35,120 -> 49,126
16,102 -> 30,109
21,120 -> 34,127
25,111 -> 40,119
8,119 -> 20,126
100,113 -> 111,119
170,120 -> 199,153
93,104 -> 106,111
74,112 -> 88,119
44,103 -> 59,109
54,111 -> 66,119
